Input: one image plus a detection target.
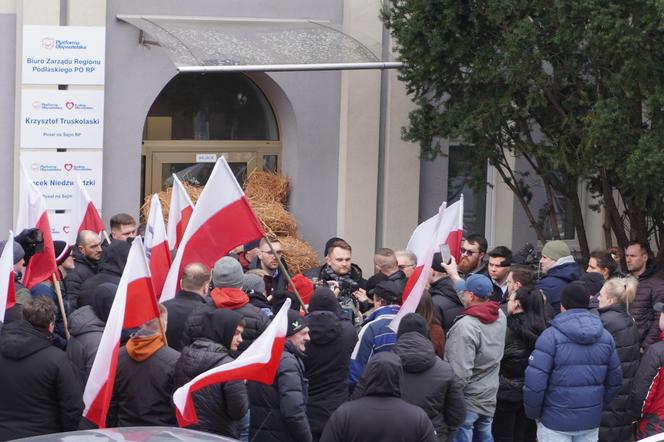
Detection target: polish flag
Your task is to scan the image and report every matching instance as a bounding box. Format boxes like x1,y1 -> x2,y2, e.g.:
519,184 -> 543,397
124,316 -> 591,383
407,195 -> 464,264
174,298 -> 291,426
82,237 -> 161,428
391,196 -> 464,331
70,175 -> 105,245
160,158 -> 264,302
167,174 -> 194,251
16,163 -> 58,289
144,194 -> 172,298
0,232 -> 16,323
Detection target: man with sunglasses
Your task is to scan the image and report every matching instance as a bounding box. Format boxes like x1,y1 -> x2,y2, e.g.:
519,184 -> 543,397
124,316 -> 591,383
458,235 -> 489,277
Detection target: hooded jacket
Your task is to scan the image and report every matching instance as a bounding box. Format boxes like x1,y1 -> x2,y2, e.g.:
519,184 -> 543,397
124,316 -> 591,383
66,305 -> 105,385
182,288 -> 271,354
304,290 -> 358,437
78,240 -> 130,308
536,259 -> 581,313
444,301 -> 506,416
497,313 -> 543,403
108,332 -> 180,427
321,352 -> 436,442
630,331 -> 664,439
248,340 -> 312,442
174,309 -> 248,438
523,309 -> 622,432
0,320 -> 83,440
64,248 -> 100,309
631,260 -> 664,349
162,289 -> 207,351
392,332 -> 466,441
597,303 -> 640,442
429,277 -> 464,332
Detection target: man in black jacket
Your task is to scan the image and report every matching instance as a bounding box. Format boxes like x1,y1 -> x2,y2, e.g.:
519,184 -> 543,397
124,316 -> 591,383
321,351 -> 436,442
249,310 -> 312,442
0,297 -> 83,440
162,262 -> 210,351
304,288 -> 358,440
108,304 -> 180,426
248,237 -> 290,296
429,252 -> 464,331
392,313 -> 466,441
78,240 -> 130,308
175,308 -> 248,438
65,230 -> 102,309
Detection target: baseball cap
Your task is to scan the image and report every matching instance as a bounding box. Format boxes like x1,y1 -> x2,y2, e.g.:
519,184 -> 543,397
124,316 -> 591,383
454,274 -> 494,299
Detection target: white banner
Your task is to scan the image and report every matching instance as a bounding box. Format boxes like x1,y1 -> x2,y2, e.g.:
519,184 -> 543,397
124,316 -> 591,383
21,89 -> 104,149
22,25 -> 105,85
48,210 -> 74,243
20,150 -> 103,211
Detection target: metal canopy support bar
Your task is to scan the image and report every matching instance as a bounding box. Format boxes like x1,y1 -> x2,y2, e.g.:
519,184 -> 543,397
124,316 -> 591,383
177,62 -> 403,73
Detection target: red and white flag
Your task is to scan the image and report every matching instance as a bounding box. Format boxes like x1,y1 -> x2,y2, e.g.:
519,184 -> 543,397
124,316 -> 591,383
173,298 -> 291,426
144,194 -> 172,298
0,232 -> 16,323
160,157 -> 264,302
167,174 -> 194,251
16,163 -> 58,289
82,237 -> 161,428
70,175 -> 105,245
391,196 -> 464,331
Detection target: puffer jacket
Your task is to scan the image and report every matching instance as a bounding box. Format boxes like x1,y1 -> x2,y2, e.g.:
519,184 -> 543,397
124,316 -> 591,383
174,338 -> 248,438
66,305 -> 105,385
182,288 -> 270,353
0,320 -> 83,440
304,308 -> 357,438
78,240 -> 130,308
429,277 -> 464,332
536,260 -> 581,313
392,332 -> 466,441
64,249 -> 100,309
631,260 -> 664,349
524,309 -> 622,432
597,304 -> 640,442
444,301 -> 506,416
630,332 -> 664,440
248,341 -> 311,442
497,313 -> 542,402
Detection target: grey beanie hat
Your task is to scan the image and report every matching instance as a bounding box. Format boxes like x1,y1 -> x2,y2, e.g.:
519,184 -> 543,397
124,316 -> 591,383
0,240 -> 25,264
541,240 -> 571,261
212,256 -> 244,288
243,272 -> 265,295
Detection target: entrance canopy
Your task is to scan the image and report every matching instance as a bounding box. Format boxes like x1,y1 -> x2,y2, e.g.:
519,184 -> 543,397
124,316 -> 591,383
117,15 -> 403,72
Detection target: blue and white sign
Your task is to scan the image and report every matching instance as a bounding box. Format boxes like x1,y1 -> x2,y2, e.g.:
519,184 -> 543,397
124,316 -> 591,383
22,25 -> 105,85
21,89 -> 104,149
20,150 -> 103,211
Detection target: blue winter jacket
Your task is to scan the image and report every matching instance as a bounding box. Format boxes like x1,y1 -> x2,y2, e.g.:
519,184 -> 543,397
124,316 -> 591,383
523,309 -> 622,432
536,262 -> 581,313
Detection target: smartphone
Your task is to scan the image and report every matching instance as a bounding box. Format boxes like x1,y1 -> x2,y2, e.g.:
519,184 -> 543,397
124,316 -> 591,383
440,243 -> 451,264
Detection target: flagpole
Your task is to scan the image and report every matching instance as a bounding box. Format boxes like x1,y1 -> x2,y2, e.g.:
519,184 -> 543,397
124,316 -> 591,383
101,230 -> 111,245
52,273 -> 70,339
262,235 -> 308,314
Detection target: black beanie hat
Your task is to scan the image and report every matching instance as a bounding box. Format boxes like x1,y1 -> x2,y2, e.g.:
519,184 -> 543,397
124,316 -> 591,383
397,313 -> 430,339
287,310 -> 308,337
308,287 -> 341,314
560,281 -> 590,310
271,290 -> 302,315
580,272 -> 604,297
431,252 -> 445,273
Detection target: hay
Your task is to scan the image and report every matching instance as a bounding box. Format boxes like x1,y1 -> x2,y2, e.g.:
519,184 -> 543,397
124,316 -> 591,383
279,235 -> 319,274
245,170 -> 290,205
142,170 -> 320,271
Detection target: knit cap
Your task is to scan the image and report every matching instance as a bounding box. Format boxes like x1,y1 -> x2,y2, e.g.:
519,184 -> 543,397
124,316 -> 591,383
397,313 -> 430,339
212,256 -> 244,288
560,281 -> 590,310
541,240 -> 571,261
54,241 -> 72,266
0,240 -> 25,264
242,272 -> 265,295
287,309 -> 308,336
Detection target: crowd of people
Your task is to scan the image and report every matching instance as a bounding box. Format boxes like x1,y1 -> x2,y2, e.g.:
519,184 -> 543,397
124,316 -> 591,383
1,212 -> 664,442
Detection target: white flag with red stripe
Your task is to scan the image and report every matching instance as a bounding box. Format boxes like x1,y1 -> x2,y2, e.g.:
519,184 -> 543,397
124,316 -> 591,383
160,157 -> 264,302
144,194 -> 172,298
70,175 -> 105,245
0,232 -> 16,323
391,196 -> 464,331
16,162 -> 58,289
167,174 -> 194,251
173,298 -> 291,426
407,195 -> 464,264
82,237 -> 161,428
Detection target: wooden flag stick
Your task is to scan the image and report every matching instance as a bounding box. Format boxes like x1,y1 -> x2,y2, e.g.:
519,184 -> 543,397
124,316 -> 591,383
52,273 -> 70,340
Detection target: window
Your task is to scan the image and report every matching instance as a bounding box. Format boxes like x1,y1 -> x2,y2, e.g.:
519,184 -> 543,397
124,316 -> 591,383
447,145 -> 487,235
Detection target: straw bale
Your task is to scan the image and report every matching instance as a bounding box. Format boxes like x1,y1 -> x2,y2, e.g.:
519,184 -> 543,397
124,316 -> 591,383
279,235 -> 319,274
249,200 -> 298,237
245,170 -> 290,204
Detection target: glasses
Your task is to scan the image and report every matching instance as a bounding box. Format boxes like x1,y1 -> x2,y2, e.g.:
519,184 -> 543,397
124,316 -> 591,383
460,247 -> 480,256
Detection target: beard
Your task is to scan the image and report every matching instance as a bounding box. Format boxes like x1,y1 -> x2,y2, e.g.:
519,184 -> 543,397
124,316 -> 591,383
458,256 -> 478,274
